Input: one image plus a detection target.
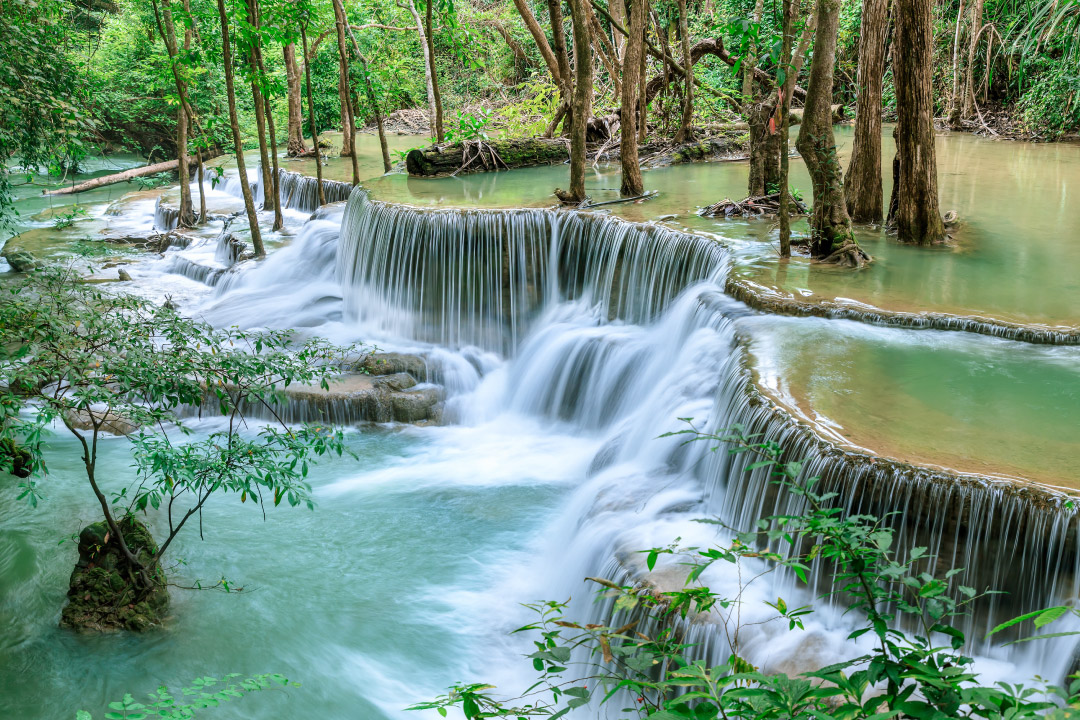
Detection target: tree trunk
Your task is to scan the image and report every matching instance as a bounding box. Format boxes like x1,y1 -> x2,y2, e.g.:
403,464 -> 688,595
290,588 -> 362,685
246,15 -> 274,213
566,0 -> 592,202
334,0 -> 392,174
962,0 -> 984,118
890,0 -> 946,244
512,0 -> 563,89
609,0 -> 627,59
152,0 -> 195,227
43,156 -> 212,196
795,0 -> 867,265
947,0 -> 966,128
301,22 -> 326,206
406,0 -> 439,140
637,8 -> 647,144
284,43 -> 308,156
620,0 -> 645,196
425,0 -> 445,142
250,0 -> 282,231
215,0 -> 264,257
844,0 -> 888,223
586,1 -> 620,96
674,0 -> 693,143
333,0 -> 361,184
779,0 -> 802,258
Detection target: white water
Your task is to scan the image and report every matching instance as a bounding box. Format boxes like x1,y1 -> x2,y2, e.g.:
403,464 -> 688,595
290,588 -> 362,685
185,186 -> 1080,709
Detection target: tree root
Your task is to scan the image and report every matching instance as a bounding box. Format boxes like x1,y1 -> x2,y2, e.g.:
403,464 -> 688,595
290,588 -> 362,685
700,192 -> 809,218
819,242 -> 873,268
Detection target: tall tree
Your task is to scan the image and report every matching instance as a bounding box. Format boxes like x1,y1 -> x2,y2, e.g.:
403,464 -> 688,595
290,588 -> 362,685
962,0 -> 985,119
243,1 -> 275,215
424,0 -> 445,142
889,0 -> 946,244
215,0 -> 265,257
333,0 -> 361,184
300,18 -> 326,206
151,0 -> 196,228
795,0 -> 869,266
778,0 -> 803,258
674,0 -> 693,143
249,0 -> 283,231
403,0 -> 443,142
284,43 -> 308,156
565,0 -> 593,202
844,0 -> 889,223
333,0 -> 392,174
620,0 -> 645,196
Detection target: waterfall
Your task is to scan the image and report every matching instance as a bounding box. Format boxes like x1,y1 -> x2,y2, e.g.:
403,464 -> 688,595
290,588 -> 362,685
225,167 -> 354,214
153,197 -> 180,231
201,187 -> 1080,686
337,189 -> 730,355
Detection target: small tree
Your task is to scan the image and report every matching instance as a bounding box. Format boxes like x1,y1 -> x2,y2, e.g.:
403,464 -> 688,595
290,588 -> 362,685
0,267 -> 352,628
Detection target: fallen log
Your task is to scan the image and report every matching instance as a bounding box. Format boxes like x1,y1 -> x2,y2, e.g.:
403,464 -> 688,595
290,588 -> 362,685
44,154 -> 218,196
699,192 -> 809,218
406,138 -> 568,177
789,104 -> 846,124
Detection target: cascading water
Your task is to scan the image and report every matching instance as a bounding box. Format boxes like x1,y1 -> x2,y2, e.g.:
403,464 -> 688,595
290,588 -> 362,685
197,187 -> 1080,698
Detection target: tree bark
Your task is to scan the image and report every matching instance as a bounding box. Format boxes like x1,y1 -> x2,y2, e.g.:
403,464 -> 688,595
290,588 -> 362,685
795,0 -> 866,264
333,0 -> 361,184
512,0 -> 563,88
43,156 -> 212,196
334,0 -> 392,174
844,0 -> 889,223
405,0 -> 439,140
620,0 -> 645,196
425,0 -> 445,142
609,0 -> 627,59
566,0 -> 592,202
890,0 -> 946,244
215,0 -> 264,257
152,0 -> 195,227
779,0 -> 802,258
301,22 -> 326,206
284,43 -> 308,156
674,0 -> 693,143
962,0 -> 984,118
947,0 -> 967,128
245,12 -> 274,214
250,0 -> 283,231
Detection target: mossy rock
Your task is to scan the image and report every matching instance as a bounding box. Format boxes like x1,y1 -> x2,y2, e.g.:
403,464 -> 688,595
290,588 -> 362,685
0,437 -> 32,478
60,516 -> 169,632
3,249 -> 37,273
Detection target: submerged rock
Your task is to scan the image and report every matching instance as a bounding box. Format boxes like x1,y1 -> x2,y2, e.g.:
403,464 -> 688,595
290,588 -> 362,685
61,516 -> 169,632
360,352 -> 428,381
0,437 -> 32,478
3,249 -> 36,273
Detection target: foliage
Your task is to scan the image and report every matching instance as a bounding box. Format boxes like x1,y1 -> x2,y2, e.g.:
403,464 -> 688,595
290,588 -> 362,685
76,673 -> 297,719
445,108 -> 493,142
53,205 -> 89,230
1018,62 -> 1080,137
413,424 -> 1080,720
0,266 -> 354,582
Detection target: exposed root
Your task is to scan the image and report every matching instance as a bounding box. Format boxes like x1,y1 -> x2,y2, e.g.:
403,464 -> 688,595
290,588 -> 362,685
819,242 -> 873,268
451,140 -> 510,177
700,192 -> 809,218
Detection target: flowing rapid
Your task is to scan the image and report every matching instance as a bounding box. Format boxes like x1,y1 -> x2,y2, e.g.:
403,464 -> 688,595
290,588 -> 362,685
194,186 -> 1080,699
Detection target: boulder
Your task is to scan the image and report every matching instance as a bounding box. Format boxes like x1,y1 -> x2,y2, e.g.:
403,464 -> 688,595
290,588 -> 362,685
60,516 -> 169,632
0,437 -> 32,478
3,249 -> 36,273
360,352 -> 428,381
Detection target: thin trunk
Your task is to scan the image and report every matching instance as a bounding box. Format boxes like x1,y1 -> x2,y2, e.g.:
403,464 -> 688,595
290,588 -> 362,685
566,0 -> 592,202
744,0 -> 768,197
153,0 -> 195,227
244,1 -> 273,214
333,0 -> 361,184
779,0 -> 802,258
609,0 -> 627,59
196,149 -> 207,223
947,0 -> 966,128
215,0 -> 264,257
284,43 -> 308,156
512,0 -> 563,87
637,6 -> 647,144
250,0 -> 282,231
743,0 -> 766,102
406,0 -> 438,139
962,0 -> 984,118
301,22 -> 326,206
674,0 -> 693,143
548,0 -> 573,96
181,3 -> 205,224
425,0 -> 445,142
652,8 -> 668,133
620,0 -> 645,196
844,0 -> 888,222
795,0 -> 865,263
890,0 -> 946,244
334,0 -> 392,173
586,1 -> 621,96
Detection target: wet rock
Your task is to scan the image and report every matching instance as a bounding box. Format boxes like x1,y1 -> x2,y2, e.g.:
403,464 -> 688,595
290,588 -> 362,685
374,372 -> 418,392
0,437 -> 32,478
389,387 -> 442,423
360,352 -> 428,382
60,516 -> 169,632
117,269 -> 132,281
63,408 -> 140,436
3,249 -> 36,273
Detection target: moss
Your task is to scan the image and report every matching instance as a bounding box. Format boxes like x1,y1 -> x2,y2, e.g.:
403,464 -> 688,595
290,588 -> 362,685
60,516 -> 169,632
0,437 -> 32,478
